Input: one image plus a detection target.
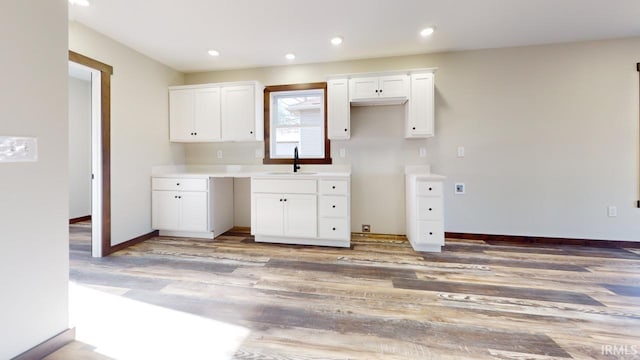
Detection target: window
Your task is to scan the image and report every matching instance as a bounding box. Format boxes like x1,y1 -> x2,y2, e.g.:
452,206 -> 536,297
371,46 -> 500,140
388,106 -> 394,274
263,83 -> 331,164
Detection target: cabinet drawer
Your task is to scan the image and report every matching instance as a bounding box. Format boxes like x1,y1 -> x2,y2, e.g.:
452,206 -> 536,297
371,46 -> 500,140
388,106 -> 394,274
318,218 -> 350,240
417,196 -> 443,220
319,195 -> 349,218
416,181 -> 442,196
319,179 -> 349,195
417,221 -> 444,245
252,179 -> 316,194
153,177 -> 208,191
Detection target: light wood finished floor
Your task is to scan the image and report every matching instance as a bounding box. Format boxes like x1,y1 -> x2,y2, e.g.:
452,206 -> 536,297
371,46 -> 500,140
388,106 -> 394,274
49,222 -> 640,359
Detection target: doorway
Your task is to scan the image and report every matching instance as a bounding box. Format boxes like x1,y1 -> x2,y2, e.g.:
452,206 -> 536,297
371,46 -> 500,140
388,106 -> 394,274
68,51 -> 112,257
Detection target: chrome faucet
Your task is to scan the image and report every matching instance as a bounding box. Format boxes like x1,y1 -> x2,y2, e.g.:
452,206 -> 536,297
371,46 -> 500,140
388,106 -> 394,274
293,146 -> 301,173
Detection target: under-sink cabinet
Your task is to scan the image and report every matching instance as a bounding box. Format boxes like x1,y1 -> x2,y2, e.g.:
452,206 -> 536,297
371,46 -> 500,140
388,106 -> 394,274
251,175 -> 351,247
151,176 -> 233,239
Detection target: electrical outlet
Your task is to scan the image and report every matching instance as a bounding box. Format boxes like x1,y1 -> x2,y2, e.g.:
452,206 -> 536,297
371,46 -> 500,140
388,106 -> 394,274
608,206 -> 617,217
255,148 -> 262,158
455,183 -> 465,194
339,148 -> 346,158
457,146 -> 465,158
419,147 -> 426,158
216,150 -> 223,159
362,224 -> 371,233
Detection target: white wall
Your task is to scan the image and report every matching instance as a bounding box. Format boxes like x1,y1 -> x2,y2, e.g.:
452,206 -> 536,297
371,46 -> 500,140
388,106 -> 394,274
69,22 -> 186,245
68,76 -> 92,219
185,37 -> 640,241
0,1 -> 69,358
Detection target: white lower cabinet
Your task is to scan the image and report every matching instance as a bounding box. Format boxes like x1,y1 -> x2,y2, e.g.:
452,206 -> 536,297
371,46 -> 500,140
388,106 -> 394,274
406,175 -> 445,252
152,176 -> 233,239
251,176 -> 350,247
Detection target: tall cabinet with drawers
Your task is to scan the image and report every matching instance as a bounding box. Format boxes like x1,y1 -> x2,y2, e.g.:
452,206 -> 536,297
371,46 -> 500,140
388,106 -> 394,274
405,167 -> 446,252
251,174 -> 351,247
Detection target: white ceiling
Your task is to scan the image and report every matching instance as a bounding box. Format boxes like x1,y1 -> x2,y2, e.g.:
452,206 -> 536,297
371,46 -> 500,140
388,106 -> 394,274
69,0 -> 640,73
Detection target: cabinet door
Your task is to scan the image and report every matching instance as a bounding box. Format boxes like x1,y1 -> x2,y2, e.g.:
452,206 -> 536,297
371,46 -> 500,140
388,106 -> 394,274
349,77 -> 379,100
221,85 -> 256,141
327,79 -> 350,140
179,192 -> 209,231
152,191 -> 180,230
194,87 -> 221,141
284,194 -> 317,238
169,89 -> 195,142
379,75 -> 409,99
406,73 -> 434,138
253,193 -> 285,236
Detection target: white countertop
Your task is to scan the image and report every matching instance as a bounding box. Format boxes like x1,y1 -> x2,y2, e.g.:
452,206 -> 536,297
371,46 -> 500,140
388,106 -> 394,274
404,165 -> 446,181
152,164 -> 352,179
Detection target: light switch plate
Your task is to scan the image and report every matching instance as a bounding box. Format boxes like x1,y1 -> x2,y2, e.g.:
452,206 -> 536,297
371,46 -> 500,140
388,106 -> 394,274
419,147 -> 427,158
255,148 -> 263,158
0,136 -> 38,162
216,150 -> 223,159
454,183 -> 465,194
339,148 -> 346,158
457,146 -> 465,158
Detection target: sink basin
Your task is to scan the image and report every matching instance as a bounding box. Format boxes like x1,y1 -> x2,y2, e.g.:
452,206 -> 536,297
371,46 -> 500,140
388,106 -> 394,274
267,171 -> 317,175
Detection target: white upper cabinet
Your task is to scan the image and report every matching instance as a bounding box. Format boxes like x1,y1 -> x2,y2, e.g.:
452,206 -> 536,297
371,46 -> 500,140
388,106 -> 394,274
221,84 -> 263,141
327,69 -> 436,140
327,79 -> 350,140
405,72 -> 435,138
169,81 -> 263,142
349,74 -> 409,104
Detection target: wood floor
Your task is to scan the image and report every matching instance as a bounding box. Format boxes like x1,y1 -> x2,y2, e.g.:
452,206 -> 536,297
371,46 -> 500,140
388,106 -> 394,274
49,222 -> 640,359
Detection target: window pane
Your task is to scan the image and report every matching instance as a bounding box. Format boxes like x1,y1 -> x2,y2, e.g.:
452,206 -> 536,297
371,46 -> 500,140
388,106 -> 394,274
270,89 -> 324,158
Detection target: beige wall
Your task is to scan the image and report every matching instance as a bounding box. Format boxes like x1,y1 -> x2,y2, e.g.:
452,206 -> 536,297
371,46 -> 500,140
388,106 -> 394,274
0,1 -> 69,358
69,22 -> 186,245
68,76 -> 92,219
185,37 -> 640,240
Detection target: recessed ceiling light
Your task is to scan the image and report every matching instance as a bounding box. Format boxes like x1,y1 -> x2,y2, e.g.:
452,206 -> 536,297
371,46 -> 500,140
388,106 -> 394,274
330,36 -> 343,46
420,27 -> 435,37
285,53 -> 296,60
207,49 -> 220,57
69,0 -> 90,6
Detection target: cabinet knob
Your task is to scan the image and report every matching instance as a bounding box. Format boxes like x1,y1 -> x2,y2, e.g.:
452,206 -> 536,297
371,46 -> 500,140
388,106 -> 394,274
176,183 -> 180,186
250,131 -> 253,134
428,187 -> 432,191
174,196 -> 177,199
279,199 -> 283,202
178,196 -> 182,199
412,127 -> 416,130
284,198 -> 287,202
332,186 -> 336,189
194,132 -> 197,135
332,227 -> 336,231
379,89 -> 383,93
375,89 -> 379,93
429,232 -> 433,235
344,128 -> 348,132
428,208 -> 432,211
332,205 -> 336,208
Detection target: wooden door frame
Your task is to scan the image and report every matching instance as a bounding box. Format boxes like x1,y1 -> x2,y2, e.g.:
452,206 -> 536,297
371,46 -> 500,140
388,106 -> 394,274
68,50 -> 113,256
